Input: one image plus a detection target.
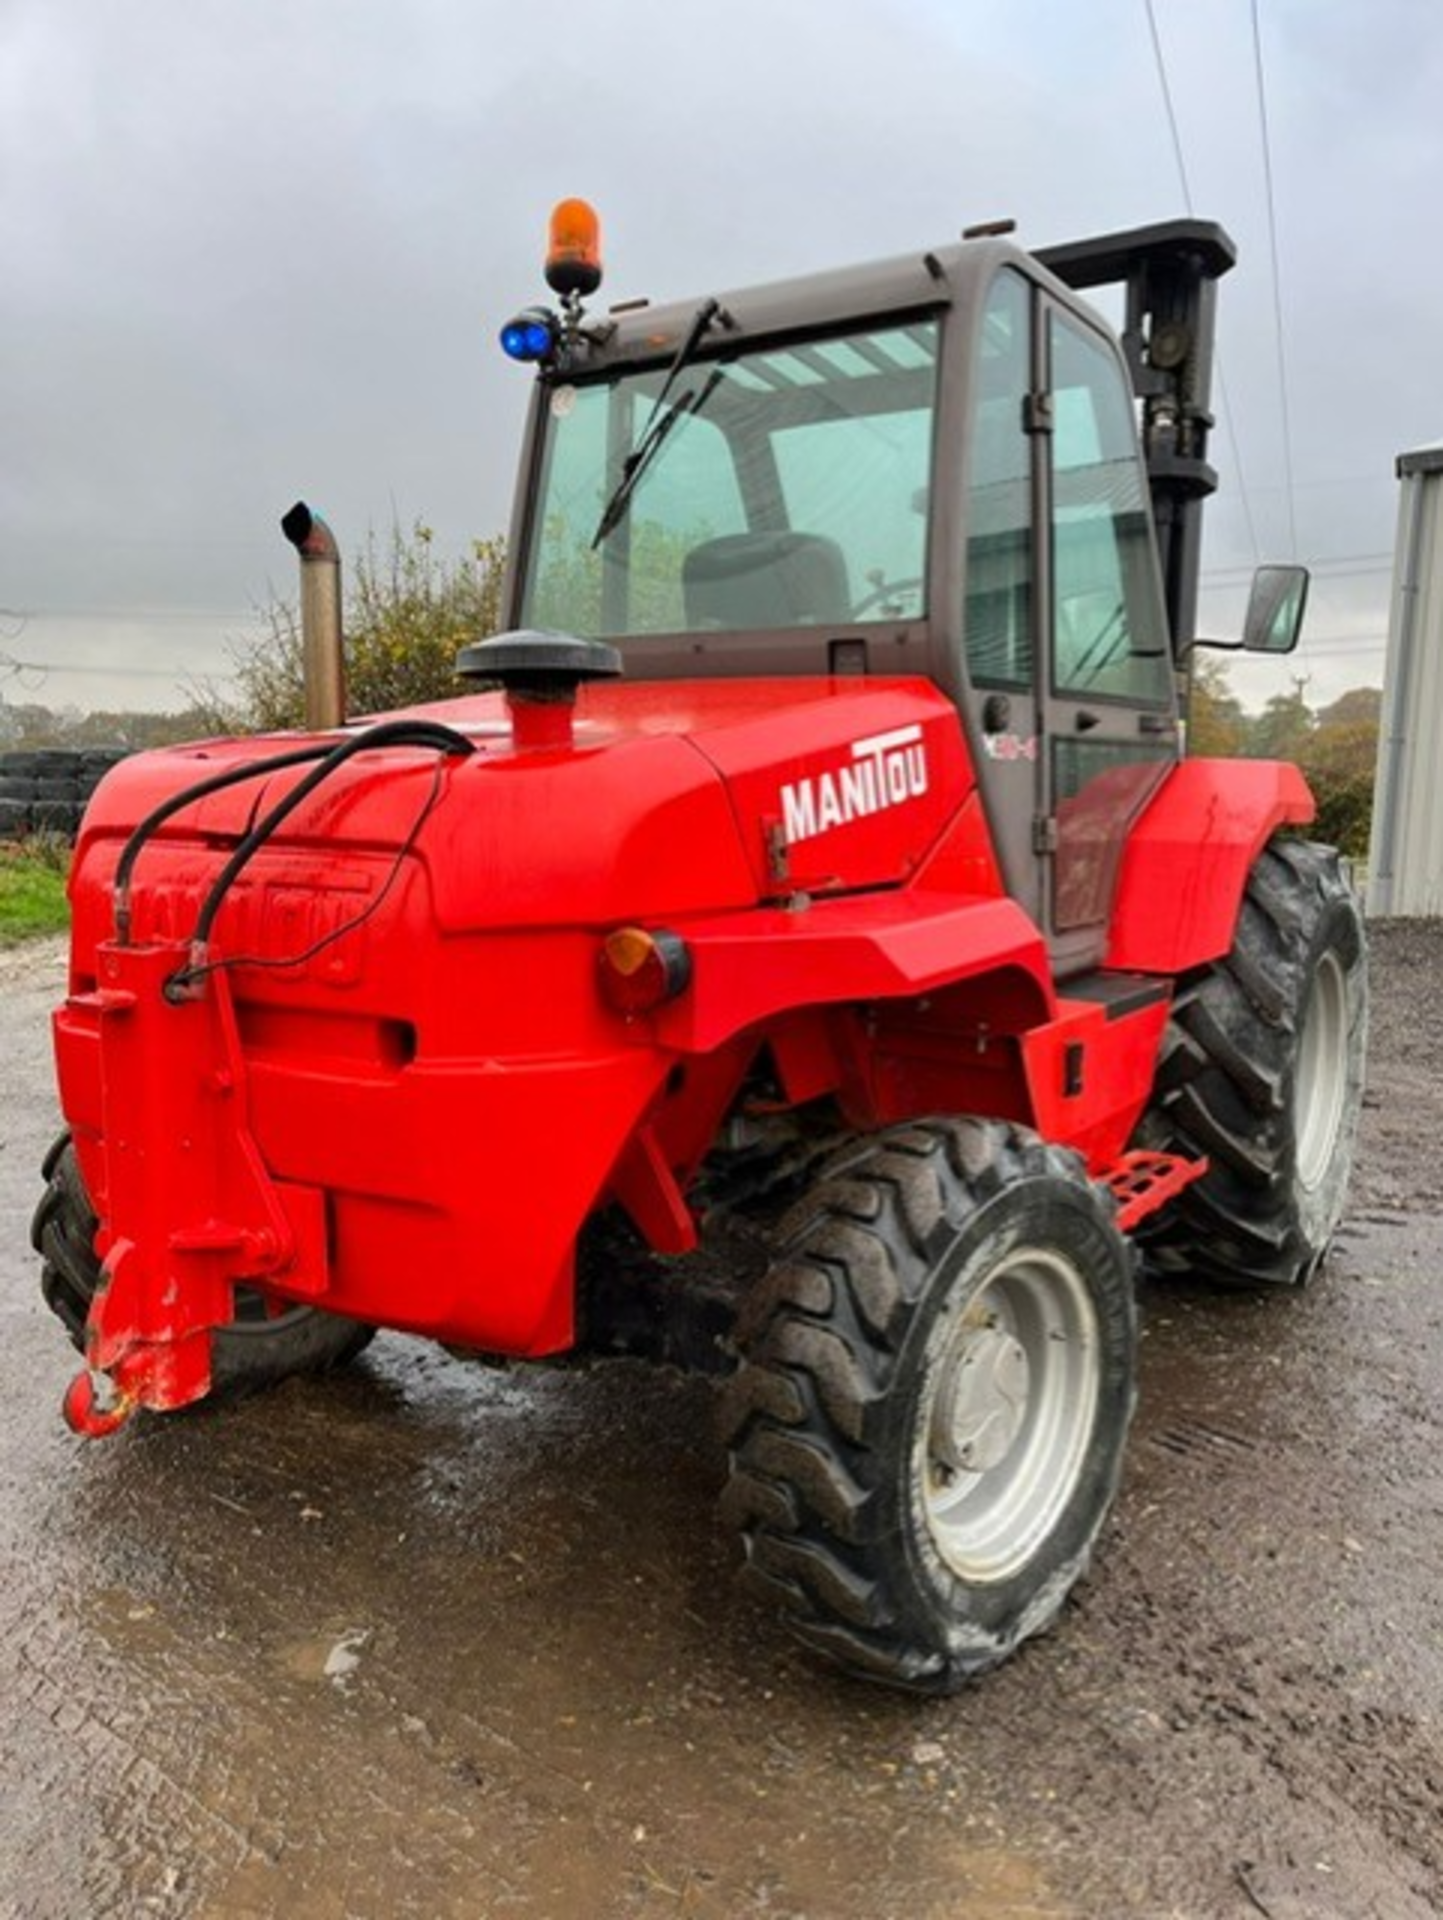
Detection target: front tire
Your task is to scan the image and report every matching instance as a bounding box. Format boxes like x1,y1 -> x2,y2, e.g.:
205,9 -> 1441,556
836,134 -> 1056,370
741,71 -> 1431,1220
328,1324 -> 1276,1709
720,1119 -> 1137,1692
1134,839 -> 1367,1287
32,1134 -> 374,1397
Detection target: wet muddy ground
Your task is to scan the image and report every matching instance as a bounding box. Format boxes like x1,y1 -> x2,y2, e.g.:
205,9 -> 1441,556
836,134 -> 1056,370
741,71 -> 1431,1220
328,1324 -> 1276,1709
2,924 -> 1441,1919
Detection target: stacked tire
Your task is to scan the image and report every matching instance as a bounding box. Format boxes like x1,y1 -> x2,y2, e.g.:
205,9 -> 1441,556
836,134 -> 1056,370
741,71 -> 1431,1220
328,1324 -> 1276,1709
0,748 -> 129,842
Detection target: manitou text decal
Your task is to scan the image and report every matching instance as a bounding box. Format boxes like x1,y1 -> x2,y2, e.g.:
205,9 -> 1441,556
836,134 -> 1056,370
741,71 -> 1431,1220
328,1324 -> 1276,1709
780,725 -> 929,845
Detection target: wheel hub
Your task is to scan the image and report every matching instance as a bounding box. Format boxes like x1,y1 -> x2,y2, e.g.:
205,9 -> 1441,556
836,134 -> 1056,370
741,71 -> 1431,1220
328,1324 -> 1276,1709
931,1321 -> 1030,1476
916,1245 -> 1101,1585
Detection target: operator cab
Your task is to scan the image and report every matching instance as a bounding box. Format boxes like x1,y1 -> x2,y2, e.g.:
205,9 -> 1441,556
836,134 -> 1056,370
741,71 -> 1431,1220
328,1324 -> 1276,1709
501,208 -> 1302,973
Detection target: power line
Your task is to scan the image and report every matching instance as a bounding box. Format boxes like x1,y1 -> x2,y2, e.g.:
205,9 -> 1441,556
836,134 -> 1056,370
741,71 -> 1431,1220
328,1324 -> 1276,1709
1203,551 -> 1393,586
22,605 -> 254,623
1308,553 -> 1393,570
1143,0 -> 1195,204
1298,640 -> 1387,656
1251,0 -> 1300,559
0,654 -> 47,693
0,650 -> 201,683
1142,0 -> 1262,565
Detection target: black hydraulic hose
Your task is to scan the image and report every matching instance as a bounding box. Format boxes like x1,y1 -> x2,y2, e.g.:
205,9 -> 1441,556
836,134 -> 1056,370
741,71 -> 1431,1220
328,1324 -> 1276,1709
184,718 -> 474,961
114,741 -> 337,942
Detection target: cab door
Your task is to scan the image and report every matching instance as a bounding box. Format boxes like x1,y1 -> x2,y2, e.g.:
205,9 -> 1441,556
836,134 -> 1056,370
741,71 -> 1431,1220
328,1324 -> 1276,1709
959,271 -> 1178,975
1040,301 -> 1178,976
959,268 -> 1046,927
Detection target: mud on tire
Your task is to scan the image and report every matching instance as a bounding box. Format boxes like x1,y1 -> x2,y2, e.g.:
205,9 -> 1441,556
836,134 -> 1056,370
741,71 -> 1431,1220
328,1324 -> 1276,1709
32,1134 -> 373,1397
1133,839 -> 1367,1287
720,1118 -> 1137,1692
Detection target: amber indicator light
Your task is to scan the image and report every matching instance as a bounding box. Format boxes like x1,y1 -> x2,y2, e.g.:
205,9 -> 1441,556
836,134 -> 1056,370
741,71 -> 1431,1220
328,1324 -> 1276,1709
598,926 -> 692,1015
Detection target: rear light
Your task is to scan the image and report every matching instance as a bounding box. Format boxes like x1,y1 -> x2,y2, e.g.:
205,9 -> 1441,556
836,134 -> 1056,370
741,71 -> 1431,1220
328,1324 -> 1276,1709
598,926 -> 692,1016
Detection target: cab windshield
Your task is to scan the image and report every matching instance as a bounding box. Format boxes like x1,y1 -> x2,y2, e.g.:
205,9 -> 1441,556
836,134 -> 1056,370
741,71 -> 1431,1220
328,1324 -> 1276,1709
519,318 -> 939,639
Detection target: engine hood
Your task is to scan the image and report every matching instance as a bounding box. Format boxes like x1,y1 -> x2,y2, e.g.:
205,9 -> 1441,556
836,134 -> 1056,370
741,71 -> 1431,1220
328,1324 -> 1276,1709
72,677 -> 973,944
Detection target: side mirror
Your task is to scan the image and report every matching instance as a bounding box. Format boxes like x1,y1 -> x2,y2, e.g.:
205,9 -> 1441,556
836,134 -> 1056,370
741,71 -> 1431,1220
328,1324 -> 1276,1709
1241,563 -> 1308,654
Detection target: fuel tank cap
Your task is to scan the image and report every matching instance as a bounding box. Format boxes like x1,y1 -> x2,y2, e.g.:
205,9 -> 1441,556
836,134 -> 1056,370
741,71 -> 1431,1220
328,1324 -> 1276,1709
455,629 -> 622,694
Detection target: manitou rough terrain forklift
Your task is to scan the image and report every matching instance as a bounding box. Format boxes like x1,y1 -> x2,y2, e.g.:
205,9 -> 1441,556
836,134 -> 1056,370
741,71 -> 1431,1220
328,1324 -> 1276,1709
33,203 -> 1366,1691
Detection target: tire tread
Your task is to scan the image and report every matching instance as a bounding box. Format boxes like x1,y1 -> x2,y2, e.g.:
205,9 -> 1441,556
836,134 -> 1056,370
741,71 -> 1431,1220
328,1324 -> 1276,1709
722,1117 -> 1135,1691
1134,840 -> 1366,1286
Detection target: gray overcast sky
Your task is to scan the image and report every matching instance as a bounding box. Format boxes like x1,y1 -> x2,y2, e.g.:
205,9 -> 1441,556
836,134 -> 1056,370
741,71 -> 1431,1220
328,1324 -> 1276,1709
3,0 -> 1439,715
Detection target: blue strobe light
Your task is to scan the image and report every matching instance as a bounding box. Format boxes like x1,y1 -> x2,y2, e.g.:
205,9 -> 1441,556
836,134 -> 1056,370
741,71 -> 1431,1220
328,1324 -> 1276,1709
500,307 -> 559,363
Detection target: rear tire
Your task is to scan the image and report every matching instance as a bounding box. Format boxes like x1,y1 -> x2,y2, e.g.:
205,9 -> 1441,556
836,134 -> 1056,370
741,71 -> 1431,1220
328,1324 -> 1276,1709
32,1134 -> 373,1397
1134,839 -> 1367,1287
720,1118 -> 1137,1692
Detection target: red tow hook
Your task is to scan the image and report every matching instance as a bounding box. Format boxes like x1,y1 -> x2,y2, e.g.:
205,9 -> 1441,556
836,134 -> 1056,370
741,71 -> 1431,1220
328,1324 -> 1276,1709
62,1370 -> 135,1440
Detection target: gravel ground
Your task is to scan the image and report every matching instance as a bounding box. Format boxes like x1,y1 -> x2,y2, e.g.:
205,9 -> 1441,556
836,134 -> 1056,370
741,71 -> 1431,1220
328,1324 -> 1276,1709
1,921 -> 1440,1919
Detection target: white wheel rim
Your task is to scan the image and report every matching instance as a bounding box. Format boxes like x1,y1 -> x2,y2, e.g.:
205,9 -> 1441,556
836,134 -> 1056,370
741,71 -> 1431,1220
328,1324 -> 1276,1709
1295,951 -> 1349,1192
916,1245 -> 1101,1585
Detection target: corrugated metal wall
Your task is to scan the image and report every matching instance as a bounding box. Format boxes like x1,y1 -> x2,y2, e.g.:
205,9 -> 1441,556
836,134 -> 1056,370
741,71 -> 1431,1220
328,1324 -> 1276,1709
1368,446 -> 1443,917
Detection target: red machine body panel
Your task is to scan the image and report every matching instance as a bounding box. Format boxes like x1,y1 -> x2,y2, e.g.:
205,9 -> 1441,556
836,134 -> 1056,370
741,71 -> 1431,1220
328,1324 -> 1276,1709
57,678 -> 982,1397
52,674 -> 1313,1415
1105,758 -> 1315,972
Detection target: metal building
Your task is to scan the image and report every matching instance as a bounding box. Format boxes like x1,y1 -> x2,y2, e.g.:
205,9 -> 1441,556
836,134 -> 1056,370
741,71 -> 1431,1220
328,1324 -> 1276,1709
1368,444 -> 1443,917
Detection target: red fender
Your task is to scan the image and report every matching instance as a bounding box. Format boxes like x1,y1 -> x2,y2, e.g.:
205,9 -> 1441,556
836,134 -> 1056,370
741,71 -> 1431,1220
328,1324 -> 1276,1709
653,891 -> 1055,1056
1105,758 -> 1314,974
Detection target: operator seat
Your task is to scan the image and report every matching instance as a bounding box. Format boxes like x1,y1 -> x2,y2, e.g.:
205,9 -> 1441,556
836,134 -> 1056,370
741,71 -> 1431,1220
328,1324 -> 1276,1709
682,531 -> 851,629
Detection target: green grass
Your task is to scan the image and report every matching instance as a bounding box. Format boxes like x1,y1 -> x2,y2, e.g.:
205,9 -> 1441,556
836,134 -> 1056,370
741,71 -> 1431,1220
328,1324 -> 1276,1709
0,838 -> 71,945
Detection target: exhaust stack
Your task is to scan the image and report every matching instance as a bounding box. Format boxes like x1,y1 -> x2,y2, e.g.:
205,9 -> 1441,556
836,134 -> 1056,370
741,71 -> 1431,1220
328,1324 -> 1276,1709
281,501 -> 346,729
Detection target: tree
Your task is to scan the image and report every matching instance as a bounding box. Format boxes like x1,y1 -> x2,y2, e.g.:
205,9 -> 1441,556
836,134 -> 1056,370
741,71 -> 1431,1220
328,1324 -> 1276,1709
1316,687 -> 1382,733
66,708 -> 214,750
1181,665 -> 1382,859
0,701 -> 215,751
1186,654 -> 1248,756
1299,686 -> 1381,858
0,702 -> 71,749
205,522 -> 506,733
1247,679 -> 1315,762
526,513 -> 719,637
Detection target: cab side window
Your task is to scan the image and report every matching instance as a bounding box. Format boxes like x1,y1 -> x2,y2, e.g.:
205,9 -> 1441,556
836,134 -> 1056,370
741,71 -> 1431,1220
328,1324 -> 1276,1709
1050,314 -> 1171,704
963,270 -> 1033,689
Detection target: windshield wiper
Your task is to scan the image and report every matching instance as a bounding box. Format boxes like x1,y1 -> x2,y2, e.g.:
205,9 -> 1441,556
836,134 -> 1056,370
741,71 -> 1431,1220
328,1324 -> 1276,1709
591,298 -> 724,549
